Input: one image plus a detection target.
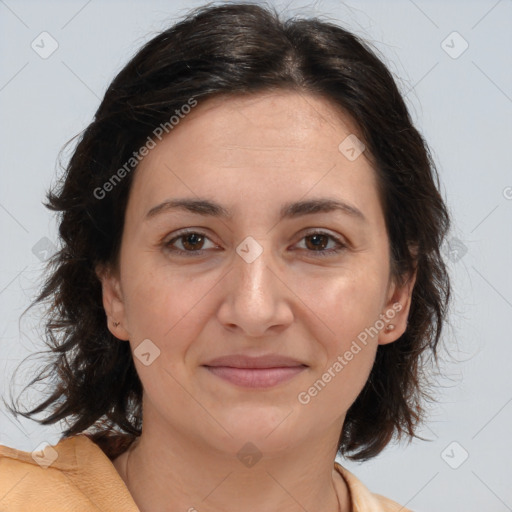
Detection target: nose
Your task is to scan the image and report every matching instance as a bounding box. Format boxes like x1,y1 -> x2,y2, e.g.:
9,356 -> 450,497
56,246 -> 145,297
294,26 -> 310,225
216,240 -> 294,337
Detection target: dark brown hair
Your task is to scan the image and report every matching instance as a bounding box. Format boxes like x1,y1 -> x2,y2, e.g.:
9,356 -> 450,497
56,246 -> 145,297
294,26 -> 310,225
9,2 -> 450,461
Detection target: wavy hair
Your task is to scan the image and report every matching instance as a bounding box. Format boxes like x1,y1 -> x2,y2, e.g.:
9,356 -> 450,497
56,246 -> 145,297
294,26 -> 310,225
9,2 -> 450,461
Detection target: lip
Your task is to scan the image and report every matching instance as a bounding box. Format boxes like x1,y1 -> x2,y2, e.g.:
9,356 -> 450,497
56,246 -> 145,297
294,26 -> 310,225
202,354 -> 308,388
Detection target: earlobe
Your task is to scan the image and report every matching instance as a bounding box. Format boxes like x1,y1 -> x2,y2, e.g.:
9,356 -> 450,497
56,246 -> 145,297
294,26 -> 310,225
95,264 -> 130,341
378,269 -> 417,345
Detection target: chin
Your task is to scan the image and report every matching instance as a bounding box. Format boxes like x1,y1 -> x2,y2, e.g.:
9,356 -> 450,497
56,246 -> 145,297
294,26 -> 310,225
213,405 -> 303,451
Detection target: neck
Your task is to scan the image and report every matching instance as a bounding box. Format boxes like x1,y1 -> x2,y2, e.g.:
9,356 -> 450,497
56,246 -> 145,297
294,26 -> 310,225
113,414 -> 350,512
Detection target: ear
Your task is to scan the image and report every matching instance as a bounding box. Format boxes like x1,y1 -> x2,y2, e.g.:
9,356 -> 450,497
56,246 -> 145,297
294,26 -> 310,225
378,264 -> 417,346
95,264 -> 130,341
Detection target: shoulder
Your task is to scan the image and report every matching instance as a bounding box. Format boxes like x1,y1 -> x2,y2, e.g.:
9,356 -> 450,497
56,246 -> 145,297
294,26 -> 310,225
0,436 -> 83,510
0,436 -> 80,484
334,462 -> 413,512
0,435 -> 139,511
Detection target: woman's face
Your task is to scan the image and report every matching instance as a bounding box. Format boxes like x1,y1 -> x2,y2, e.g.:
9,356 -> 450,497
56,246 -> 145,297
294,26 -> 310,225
100,91 -> 414,455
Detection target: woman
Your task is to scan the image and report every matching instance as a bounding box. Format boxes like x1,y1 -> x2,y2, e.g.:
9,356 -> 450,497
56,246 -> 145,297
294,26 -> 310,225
0,3 -> 450,511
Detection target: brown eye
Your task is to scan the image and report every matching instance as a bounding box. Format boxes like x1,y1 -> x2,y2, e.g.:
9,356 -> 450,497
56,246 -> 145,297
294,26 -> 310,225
165,231 -> 217,254
294,231 -> 347,257
181,233 -> 205,251
304,234 -> 330,251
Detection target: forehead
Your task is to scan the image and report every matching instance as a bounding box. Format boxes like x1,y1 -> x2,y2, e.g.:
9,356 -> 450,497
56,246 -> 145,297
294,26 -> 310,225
170,90 -> 362,153
128,91 -> 382,223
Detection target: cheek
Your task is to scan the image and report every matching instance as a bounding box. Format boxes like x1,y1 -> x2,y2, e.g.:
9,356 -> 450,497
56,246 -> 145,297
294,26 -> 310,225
291,261 -> 387,409
121,268 -> 214,405
122,263 -> 218,353
296,341 -> 377,424
292,261 -> 388,348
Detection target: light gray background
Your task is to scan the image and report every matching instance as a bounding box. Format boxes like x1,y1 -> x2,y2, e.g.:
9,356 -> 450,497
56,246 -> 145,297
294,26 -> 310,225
1,1 -> 511,511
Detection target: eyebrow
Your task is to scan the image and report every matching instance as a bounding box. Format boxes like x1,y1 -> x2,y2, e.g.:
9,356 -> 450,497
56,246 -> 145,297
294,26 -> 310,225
145,197 -> 366,222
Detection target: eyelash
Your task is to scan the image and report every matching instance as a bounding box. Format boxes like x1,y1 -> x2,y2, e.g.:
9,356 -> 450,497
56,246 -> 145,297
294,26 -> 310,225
163,229 -> 347,258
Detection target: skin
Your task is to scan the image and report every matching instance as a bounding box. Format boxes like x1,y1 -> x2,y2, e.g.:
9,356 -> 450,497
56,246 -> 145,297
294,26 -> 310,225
98,91 -> 416,512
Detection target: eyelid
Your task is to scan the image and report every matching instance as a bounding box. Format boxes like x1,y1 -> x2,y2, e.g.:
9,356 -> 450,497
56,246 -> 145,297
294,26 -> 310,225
299,227 -> 346,243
